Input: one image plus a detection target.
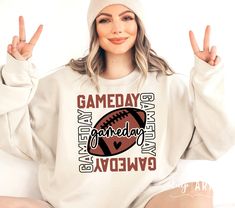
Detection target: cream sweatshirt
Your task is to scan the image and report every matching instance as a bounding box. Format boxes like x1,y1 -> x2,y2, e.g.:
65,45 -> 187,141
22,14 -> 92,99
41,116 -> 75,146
0,54 -> 234,208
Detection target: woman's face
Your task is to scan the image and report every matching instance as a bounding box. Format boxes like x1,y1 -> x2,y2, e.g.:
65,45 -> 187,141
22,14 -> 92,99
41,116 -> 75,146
95,4 -> 138,55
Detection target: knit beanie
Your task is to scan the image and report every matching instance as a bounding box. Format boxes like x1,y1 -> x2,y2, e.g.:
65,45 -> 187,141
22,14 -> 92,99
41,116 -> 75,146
87,0 -> 144,32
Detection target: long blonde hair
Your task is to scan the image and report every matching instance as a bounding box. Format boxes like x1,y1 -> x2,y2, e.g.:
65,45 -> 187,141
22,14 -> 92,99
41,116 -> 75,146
68,15 -> 174,86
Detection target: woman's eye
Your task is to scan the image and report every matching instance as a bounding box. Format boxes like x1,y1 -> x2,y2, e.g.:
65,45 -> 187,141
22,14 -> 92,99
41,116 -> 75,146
122,16 -> 134,21
98,18 -> 110,24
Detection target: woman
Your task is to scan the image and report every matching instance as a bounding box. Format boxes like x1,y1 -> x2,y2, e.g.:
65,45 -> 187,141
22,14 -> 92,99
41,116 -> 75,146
0,0 -> 233,207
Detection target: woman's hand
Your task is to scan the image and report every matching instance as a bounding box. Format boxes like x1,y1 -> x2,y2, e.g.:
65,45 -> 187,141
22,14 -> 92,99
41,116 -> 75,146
7,16 -> 43,61
189,25 -> 220,66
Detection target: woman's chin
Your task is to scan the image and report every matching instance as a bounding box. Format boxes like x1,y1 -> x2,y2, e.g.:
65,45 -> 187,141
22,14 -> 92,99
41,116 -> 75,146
105,48 -> 132,55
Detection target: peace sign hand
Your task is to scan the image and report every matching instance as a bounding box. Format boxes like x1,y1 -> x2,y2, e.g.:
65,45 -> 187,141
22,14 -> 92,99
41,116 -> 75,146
7,16 -> 43,61
189,25 -> 220,66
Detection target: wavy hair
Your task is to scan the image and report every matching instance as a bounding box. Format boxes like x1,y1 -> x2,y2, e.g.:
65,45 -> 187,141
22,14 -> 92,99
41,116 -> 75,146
68,15 -> 174,88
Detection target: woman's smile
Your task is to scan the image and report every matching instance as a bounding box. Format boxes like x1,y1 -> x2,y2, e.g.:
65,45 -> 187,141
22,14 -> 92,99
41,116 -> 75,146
108,37 -> 128,45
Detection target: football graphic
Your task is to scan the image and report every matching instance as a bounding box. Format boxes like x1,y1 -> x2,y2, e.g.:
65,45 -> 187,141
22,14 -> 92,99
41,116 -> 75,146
87,108 -> 146,156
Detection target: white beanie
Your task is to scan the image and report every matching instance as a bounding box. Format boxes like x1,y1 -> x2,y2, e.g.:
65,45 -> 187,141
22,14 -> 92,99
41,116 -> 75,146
87,0 -> 144,32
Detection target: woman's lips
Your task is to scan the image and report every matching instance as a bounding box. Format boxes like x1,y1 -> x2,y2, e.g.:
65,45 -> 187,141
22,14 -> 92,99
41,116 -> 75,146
108,37 -> 128,44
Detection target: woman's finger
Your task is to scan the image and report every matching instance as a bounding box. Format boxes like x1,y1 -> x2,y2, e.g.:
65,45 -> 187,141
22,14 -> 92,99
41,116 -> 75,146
29,24 -> 43,46
203,25 -> 210,51
214,56 -> 221,66
12,36 -> 19,52
210,46 -> 217,61
208,60 -> 214,66
7,44 -> 12,54
19,16 -> 26,42
189,30 -> 200,54
11,36 -> 24,60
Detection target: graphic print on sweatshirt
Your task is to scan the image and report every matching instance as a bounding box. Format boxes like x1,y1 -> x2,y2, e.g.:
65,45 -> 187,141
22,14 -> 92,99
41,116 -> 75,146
77,93 -> 156,173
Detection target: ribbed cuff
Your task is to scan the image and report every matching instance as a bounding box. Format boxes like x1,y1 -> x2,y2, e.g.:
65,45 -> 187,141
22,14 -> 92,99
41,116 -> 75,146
193,55 -> 223,76
4,53 -> 36,75
1,53 -> 38,86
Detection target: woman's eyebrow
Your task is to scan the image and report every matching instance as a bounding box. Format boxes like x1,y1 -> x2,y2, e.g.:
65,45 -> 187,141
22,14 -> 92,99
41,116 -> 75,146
96,10 -> 134,18
97,12 -> 112,18
119,10 -> 134,16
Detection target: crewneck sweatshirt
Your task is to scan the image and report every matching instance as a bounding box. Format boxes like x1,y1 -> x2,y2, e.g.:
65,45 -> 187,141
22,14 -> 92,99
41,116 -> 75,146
0,54 -> 234,208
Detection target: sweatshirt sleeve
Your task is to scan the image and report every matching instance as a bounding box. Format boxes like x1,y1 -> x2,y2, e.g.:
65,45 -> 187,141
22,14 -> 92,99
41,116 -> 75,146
0,54 -> 38,114
0,54 -> 54,163
184,56 -> 235,159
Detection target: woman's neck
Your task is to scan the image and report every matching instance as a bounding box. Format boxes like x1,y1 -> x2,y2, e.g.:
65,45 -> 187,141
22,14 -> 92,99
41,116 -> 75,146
101,51 -> 134,79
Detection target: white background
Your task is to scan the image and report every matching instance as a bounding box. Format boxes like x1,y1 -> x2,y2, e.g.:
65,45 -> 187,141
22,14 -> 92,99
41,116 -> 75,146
0,0 -> 235,204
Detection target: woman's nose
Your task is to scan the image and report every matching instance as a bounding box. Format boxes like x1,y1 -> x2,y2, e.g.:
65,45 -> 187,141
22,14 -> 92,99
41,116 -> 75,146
111,21 -> 124,34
